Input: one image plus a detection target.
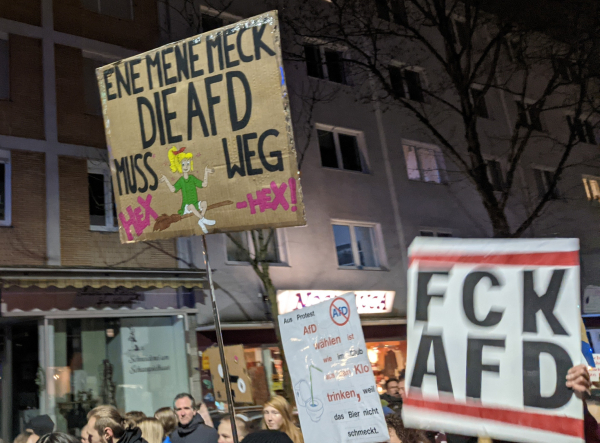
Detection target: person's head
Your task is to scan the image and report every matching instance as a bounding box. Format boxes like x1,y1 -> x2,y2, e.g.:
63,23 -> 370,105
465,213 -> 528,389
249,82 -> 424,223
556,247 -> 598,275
25,415 -> 55,437
386,378 -> 400,398
262,397 -> 302,443
154,408 -> 178,436
168,147 -> 193,174
124,412 -> 146,428
37,434 -> 81,443
81,424 -> 89,443
217,415 -> 249,443
137,418 -> 164,443
240,430 -> 293,443
86,405 -> 126,443
173,393 -> 196,427
13,432 -> 33,443
385,414 -> 429,443
398,370 -> 406,399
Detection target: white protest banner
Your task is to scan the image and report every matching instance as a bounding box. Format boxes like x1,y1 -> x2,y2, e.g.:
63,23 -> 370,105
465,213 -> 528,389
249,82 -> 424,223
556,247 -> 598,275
403,238 -> 584,443
279,293 -> 389,443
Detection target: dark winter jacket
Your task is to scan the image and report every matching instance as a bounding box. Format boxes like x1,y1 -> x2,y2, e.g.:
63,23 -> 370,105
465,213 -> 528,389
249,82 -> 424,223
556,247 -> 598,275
119,428 -> 147,443
170,414 -> 218,443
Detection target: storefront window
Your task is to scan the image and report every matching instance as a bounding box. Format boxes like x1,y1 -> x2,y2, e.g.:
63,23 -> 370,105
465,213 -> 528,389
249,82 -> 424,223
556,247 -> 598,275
50,316 -> 188,433
366,341 -> 407,394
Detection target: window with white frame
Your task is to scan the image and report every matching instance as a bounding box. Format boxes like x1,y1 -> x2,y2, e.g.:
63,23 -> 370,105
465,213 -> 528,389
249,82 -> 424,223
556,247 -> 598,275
375,0 -> 407,25
470,87 -> 489,119
332,222 -> 382,269
317,126 -> 367,173
388,64 -> 425,102
533,167 -> 559,200
0,150 -> 11,227
402,141 -> 445,183
0,33 -> 9,100
81,0 -> 133,20
582,175 -> 600,203
88,162 -> 118,230
419,229 -> 452,237
83,57 -> 104,116
516,99 -> 543,131
304,44 -> 348,85
486,159 -> 504,192
225,229 -> 284,264
567,116 -> 597,145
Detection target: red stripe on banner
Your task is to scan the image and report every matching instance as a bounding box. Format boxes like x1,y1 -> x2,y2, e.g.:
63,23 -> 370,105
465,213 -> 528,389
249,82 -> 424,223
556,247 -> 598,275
404,395 -> 584,438
408,251 -> 579,267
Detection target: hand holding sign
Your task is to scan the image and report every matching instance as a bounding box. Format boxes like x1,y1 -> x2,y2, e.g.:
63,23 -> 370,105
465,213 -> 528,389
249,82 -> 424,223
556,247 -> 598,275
567,364 -> 591,400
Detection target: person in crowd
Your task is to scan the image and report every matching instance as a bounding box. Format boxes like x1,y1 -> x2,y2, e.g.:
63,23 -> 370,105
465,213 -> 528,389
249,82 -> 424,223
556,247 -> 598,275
380,375 -> 404,412
24,415 -> 55,443
195,404 -> 214,428
13,432 -> 33,443
171,393 -> 218,443
84,405 -> 145,443
124,413 -> 147,429
81,424 -> 90,443
385,414 -> 430,443
217,415 -> 249,443
138,418 -> 164,443
240,431 -> 292,443
38,434 -> 81,443
262,396 -> 303,443
154,408 -> 178,443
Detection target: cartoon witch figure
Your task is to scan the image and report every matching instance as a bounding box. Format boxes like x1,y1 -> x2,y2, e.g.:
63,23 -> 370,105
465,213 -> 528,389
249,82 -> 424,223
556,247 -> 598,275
160,146 -> 216,234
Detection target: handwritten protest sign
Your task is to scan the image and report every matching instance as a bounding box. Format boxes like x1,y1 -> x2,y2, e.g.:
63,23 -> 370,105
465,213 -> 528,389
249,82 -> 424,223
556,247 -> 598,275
403,238 -> 584,443
279,293 -> 389,443
96,11 -> 305,243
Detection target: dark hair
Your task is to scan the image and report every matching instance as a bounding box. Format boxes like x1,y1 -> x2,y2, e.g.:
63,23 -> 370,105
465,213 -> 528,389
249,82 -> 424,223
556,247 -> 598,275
385,378 -> 399,388
399,369 -> 406,382
173,393 -> 196,409
38,433 -> 81,443
124,411 -> 147,428
385,415 -> 430,443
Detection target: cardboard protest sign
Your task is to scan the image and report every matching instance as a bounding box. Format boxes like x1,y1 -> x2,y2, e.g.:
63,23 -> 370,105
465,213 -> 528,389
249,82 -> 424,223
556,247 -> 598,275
403,238 -> 584,443
279,293 -> 389,443
96,11 -> 305,243
205,345 -> 253,403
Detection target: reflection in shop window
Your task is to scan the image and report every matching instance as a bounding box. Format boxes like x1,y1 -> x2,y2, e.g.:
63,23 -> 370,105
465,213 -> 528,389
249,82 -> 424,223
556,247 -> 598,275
51,317 -> 188,433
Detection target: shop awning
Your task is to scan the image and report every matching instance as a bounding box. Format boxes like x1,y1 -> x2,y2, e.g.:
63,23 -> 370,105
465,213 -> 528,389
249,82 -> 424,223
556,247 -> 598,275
0,266 -> 207,290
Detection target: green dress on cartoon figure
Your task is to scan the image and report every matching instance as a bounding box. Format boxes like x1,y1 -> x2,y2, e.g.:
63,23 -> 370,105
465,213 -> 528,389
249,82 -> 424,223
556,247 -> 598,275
174,175 -> 204,216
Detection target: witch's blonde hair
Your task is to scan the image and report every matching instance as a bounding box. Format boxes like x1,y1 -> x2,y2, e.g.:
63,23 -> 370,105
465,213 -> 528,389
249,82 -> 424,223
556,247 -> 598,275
168,147 -> 193,174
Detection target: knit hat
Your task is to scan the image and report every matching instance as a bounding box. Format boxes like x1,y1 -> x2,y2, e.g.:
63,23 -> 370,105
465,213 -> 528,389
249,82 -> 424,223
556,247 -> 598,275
25,415 -> 55,436
241,430 -> 294,443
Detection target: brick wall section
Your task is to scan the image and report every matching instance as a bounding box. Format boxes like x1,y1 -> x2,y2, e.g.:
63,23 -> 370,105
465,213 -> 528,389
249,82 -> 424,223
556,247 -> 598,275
0,35 -> 45,139
59,156 -> 178,268
53,0 -> 159,52
55,44 -> 106,148
0,151 -> 47,266
0,0 -> 41,26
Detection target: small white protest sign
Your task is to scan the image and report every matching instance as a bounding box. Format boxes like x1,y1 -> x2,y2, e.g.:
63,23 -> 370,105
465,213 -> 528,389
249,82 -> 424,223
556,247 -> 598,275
403,238 -> 583,443
279,293 -> 389,443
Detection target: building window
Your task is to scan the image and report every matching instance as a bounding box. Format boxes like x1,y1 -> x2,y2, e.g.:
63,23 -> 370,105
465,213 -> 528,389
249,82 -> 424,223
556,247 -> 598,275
226,229 -> 283,264
419,230 -> 452,237
403,142 -> 445,183
471,88 -> 489,119
516,101 -> 543,131
533,168 -> 559,200
83,57 -> 104,116
375,0 -> 407,25
88,163 -> 118,230
583,176 -> 600,203
332,222 -> 382,269
388,65 -> 425,102
201,13 -> 224,32
486,159 -> 504,192
567,116 -> 597,145
0,35 -> 8,100
317,126 -> 367,173
81,0 -> 133,20
0,150 -> 11,227
304,45 -> 348,84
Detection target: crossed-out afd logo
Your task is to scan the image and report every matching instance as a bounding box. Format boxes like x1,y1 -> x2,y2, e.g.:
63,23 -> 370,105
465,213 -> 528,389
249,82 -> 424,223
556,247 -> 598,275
330,297 -> 351,326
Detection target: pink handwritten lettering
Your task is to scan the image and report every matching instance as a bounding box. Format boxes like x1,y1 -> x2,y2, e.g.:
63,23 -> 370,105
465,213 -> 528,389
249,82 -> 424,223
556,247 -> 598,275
237,179 -> 298,214
119,194 -> 159,241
